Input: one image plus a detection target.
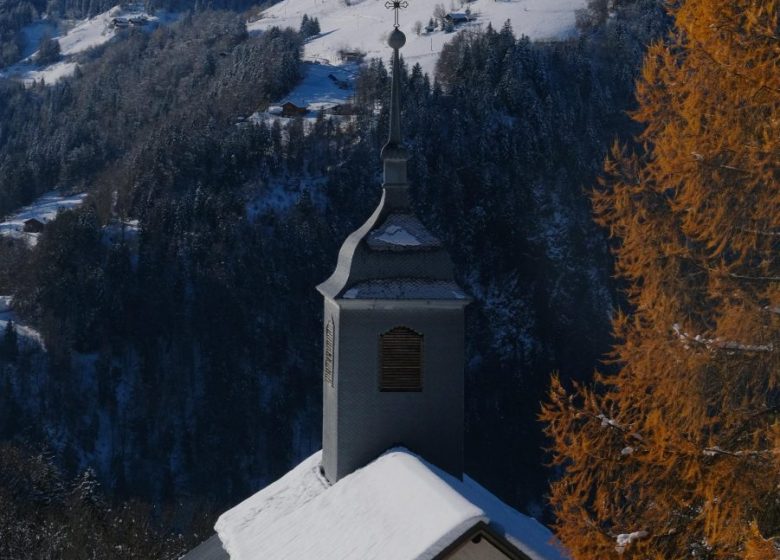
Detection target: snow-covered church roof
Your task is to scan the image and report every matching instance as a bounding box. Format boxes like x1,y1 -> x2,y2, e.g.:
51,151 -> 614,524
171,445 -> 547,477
186,449 -> 568,560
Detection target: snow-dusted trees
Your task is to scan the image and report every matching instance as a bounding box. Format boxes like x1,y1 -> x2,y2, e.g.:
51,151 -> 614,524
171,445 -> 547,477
0,443 -> 200,559
1,321 -> 18,362
34,34 -> 60,65
433,3 -> 447,24
0,0 -> 38,68
300,14 -> 320,39
542,1 -> 780,557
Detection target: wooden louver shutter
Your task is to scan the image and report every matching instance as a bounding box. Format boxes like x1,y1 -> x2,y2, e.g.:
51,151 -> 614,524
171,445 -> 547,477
324,318 -> 335,386
379,326 -> 423,392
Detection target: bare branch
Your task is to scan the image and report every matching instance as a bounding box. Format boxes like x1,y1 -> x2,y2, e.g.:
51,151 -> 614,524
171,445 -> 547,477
729,273 -> 780,283
672,324 -> 774,353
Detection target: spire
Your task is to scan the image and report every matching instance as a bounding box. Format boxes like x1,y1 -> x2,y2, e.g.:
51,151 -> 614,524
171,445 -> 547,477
381,1 -> 409,205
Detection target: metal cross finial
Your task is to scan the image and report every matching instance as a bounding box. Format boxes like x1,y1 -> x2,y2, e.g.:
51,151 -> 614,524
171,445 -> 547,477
384,0 -> 408,28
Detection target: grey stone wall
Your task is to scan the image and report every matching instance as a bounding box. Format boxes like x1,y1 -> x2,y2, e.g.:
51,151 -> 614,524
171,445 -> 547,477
322,299 -> 465,482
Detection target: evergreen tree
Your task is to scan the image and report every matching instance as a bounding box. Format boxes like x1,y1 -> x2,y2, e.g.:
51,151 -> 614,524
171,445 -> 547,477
1,321 -> 18,362
35,34 -> 60,65
299,14 -> 320,38
542,1 -> 780,557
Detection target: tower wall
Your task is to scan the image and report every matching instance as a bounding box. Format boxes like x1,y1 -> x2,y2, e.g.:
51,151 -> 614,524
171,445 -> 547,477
322,299 -> 465,482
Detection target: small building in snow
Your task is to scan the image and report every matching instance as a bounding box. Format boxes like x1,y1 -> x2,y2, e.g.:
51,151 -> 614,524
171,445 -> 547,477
338,49 -> 366,63
281,101 -> 308,117
328,103 -> 356,116
22,218 -> 45,233
445,12 -> 470,25
111,17 -> 129,28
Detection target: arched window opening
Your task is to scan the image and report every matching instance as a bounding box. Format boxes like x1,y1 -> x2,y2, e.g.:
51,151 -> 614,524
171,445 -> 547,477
379,326 -> 423,392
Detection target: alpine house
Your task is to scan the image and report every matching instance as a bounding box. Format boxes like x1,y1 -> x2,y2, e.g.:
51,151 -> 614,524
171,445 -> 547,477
182,6 -> 568,560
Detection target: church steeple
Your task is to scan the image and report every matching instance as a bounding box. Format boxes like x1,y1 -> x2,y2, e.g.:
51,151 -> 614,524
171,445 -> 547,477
317,8 -> 470,484
380,20 -> 409,196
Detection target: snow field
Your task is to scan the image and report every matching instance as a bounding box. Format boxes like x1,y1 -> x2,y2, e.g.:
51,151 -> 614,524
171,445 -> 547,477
250,0 -> 587,74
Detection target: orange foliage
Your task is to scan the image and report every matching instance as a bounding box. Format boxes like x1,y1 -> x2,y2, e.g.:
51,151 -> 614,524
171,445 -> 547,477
541,1 -> 780,558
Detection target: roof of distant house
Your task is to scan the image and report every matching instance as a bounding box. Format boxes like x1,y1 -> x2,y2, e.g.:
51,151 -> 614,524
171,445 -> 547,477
447,12 -> 470,21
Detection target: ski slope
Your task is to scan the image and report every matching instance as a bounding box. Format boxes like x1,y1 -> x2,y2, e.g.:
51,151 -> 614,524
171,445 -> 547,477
250,0 -> 586,74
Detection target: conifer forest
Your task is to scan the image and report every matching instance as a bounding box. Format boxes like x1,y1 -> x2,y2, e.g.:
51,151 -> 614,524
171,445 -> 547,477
0,0 -> 777,557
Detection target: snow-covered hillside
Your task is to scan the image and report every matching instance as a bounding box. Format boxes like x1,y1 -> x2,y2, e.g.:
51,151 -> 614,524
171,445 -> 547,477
250,0 -> 586,74
0,296 -> 44,350
1,6 -> 178,86
0,191 -> 86,246
248,60 -> 358,124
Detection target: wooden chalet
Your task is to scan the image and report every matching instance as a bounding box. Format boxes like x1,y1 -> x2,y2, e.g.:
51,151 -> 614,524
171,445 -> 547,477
281,101 -> 308,117
22,218 -> 45,233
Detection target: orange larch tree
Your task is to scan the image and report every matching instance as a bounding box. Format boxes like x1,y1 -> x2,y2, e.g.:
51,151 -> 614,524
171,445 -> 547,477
541,1 -> 779,558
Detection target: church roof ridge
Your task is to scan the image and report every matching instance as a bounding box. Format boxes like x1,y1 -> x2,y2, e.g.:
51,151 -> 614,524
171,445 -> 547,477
211,448 -> 569,560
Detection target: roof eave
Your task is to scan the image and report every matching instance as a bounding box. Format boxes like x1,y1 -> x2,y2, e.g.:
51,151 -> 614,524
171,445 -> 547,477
328,296 -> 472,309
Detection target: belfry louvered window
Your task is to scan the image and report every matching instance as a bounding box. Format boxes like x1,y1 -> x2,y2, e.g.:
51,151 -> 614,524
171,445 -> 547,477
379,326 -> 423,392
324,318 -> 335,387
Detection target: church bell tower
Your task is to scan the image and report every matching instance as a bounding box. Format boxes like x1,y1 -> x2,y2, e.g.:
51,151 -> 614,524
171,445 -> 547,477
317,7 -> 471,483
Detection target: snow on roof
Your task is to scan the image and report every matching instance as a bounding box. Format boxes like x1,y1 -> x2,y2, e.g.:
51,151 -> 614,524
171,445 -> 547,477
367,214 -> 442,251
373,224 -> 421,246
215,449 -> 568,560
342,280 -> 468,300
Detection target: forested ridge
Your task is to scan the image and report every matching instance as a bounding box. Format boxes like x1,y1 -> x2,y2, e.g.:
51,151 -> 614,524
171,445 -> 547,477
0,0 -> 669,555
0,0 -> 266,68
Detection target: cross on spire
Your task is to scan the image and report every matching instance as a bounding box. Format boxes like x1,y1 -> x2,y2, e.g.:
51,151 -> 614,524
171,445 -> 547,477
384,0 -> 408,28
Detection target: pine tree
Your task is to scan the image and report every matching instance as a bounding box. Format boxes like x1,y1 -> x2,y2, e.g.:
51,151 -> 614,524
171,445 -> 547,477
541,1 -> 779,558
1,321 -> 18,362
299,14 -> 319,38
35,34 -> 60,65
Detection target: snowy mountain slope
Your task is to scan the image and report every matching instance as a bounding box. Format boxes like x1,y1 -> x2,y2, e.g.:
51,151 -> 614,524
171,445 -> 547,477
278,60 -> 358,109
0,191 -> 86,246
1,6 -> 178,86
248,60 -> 358,124
250,0 -> 587,73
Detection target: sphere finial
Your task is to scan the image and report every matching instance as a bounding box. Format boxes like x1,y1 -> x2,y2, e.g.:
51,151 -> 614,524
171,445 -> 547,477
388,28 -> 406,50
